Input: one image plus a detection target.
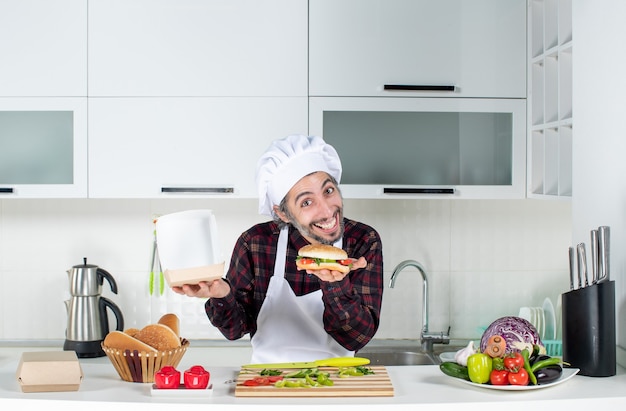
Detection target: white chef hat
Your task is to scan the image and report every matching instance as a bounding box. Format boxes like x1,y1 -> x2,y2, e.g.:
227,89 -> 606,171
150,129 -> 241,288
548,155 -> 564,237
256,135 -> 342,216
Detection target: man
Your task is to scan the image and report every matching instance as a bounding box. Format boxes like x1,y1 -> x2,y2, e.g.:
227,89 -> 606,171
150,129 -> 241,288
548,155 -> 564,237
173,135 -> 383,363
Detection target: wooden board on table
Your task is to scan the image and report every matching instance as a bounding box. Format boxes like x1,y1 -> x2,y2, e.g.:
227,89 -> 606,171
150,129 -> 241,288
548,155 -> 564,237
235,366 -> 394,397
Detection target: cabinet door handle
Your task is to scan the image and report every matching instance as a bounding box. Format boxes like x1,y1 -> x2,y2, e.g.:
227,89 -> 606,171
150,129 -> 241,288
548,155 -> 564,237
383,84 -> 456,92
0,187 -> 14,194
161,187 -> 234,194
384,188 -> 455,194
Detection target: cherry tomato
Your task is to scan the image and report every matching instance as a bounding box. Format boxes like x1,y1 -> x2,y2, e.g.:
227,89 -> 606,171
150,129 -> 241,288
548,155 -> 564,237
508,368 -> 529,386
338,259 -> 353,266
298,258 -> 315,265
503,352 -> 525,372
253,377 -> 270,385
243,376 -> 272,386
154,366 -> 181,389
489,369 -> 509,385
183,365 -> 210,389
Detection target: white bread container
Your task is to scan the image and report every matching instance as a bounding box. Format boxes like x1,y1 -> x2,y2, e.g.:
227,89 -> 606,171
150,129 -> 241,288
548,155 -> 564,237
155,209 -> 225,287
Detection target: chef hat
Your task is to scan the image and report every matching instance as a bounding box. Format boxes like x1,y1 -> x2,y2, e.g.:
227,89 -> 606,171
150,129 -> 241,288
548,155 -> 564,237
256,135 -> 342,216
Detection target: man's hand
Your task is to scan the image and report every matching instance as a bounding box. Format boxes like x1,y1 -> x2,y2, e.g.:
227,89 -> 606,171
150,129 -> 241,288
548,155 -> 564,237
171,278 -> 230,299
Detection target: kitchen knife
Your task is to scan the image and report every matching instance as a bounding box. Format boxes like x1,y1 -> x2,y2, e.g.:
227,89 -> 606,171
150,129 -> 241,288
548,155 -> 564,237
597,226 -> 610,283
568,246 -> 575,290
576,243 -> 588,288
242,356 -> 370,369
590,229 -> 599,284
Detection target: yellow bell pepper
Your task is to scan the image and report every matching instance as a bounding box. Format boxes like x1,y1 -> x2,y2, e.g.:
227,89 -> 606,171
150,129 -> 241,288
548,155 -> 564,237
467,353 -> 493,384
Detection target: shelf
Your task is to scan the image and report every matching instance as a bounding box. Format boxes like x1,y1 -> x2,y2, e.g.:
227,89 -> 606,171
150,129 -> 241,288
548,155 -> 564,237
558,0 -> 573,44
558,125 -> 573,196
530,130 -> 545,194
544,0 -> 559,50
531,0 -> 544,58
544,55 -> 559,124
559,48 -> 573,120
527,0 -> 573,199
529,125 -> 572,197
531,118 -> 572,131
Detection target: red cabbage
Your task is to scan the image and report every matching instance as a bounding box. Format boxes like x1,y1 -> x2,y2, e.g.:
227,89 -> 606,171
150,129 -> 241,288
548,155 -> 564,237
480,316 -> 543,354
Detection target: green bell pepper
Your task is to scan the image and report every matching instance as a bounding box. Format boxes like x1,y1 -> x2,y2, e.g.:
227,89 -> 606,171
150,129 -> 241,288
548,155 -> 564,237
467,353 -> 493,384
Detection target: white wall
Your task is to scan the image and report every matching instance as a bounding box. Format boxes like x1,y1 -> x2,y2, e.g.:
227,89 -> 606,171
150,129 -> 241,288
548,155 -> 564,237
0,198 -> 571,343
572,0 -> 626,366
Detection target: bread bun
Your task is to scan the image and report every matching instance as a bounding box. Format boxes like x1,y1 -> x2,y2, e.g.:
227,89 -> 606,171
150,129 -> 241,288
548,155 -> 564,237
157,313 -> 180,337
134,324 -> 181,351
298,244 -> 348,260
103,330 -> 158,353
123,328 -> 140,337
296,244 -> 352,274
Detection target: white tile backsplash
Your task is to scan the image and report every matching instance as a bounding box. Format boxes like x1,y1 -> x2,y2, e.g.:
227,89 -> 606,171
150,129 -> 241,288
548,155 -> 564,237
0,198 -> 571,342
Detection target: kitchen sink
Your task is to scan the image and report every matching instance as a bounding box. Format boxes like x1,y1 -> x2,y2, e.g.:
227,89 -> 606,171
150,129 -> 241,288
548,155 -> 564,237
357,342 -> 465,366
358,350 -> 438,366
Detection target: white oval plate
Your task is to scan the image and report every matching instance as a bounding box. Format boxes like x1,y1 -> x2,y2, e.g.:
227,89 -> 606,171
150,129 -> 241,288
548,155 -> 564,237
439,352 -> 456,362
449,368 -> 579,391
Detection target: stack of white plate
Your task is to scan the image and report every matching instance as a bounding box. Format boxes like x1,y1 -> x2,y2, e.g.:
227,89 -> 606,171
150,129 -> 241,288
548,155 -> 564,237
518,306 -> 545,339
518,297 -> 558,341
542,297 -> 557,341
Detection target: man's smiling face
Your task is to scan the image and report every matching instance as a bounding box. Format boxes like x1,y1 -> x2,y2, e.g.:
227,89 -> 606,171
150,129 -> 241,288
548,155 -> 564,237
275,171 -> 344,245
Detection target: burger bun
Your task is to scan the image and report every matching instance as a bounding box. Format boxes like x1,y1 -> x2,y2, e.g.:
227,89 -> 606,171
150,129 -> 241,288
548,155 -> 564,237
103,313 -> 182,352
296,244 -> 352,274
103,331 -> 158,353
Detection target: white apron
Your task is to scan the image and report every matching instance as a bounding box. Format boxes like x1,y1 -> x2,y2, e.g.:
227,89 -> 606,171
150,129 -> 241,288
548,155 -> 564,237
250,227 -> 354,363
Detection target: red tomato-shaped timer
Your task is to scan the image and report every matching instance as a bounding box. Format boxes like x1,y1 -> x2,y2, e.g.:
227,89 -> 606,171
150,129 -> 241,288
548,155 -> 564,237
184,365 -> 210,389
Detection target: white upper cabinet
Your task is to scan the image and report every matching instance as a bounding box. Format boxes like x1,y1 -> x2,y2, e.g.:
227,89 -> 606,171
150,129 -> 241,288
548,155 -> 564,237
0,0 -> 87,97
310,97 -> 527,199
88,97 -> 308,198
309,0 -> 527,98
88,0 -> 307,97
0,98 -> 88,198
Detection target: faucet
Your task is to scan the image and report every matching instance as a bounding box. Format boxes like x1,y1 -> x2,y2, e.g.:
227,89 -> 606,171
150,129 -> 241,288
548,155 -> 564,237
390,260 -> 450,354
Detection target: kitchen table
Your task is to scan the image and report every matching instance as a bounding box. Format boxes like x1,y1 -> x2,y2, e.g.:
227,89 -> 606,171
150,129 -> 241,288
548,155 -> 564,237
1,344 -> 626,411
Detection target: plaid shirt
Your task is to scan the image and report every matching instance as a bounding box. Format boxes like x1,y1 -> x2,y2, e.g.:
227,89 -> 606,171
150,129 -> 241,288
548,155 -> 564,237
205,218 -> 383,352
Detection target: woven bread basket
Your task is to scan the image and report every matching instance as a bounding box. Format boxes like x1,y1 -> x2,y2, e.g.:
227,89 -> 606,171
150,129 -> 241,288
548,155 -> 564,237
102,339 -> 189,383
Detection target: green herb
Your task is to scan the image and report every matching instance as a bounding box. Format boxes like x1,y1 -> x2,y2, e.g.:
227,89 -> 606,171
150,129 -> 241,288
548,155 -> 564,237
355,365 -> 375,375
295,256 -> 337,265
275,368 -> 335,388
259,368 -> 283,376
337,366 -> 375,377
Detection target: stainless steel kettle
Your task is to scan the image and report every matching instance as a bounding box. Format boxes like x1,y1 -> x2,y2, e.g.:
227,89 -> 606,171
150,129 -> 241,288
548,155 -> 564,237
67,257 -> 119,296
63,258 -> 124,358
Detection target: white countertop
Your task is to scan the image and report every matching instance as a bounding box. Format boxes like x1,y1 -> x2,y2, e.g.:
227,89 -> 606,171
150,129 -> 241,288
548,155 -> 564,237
2,344 -> 626,411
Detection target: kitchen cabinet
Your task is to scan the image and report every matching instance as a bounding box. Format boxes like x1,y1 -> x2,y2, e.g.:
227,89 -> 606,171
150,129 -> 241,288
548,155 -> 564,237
309,97 -> 527,199
86,0 -> 308,199
528,0 -> 573,198
88,0 -> 307,97
0,0 -> 87,97
88,97 -> 307,198
0,98 -> 88,198
309,0 -> 527,98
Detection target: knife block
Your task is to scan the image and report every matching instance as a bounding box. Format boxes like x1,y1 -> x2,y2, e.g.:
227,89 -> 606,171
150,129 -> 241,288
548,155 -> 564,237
561,281 -> 616,377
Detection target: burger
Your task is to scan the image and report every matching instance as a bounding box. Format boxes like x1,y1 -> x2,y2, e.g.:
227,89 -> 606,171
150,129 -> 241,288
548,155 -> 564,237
295,244 -> 355,274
